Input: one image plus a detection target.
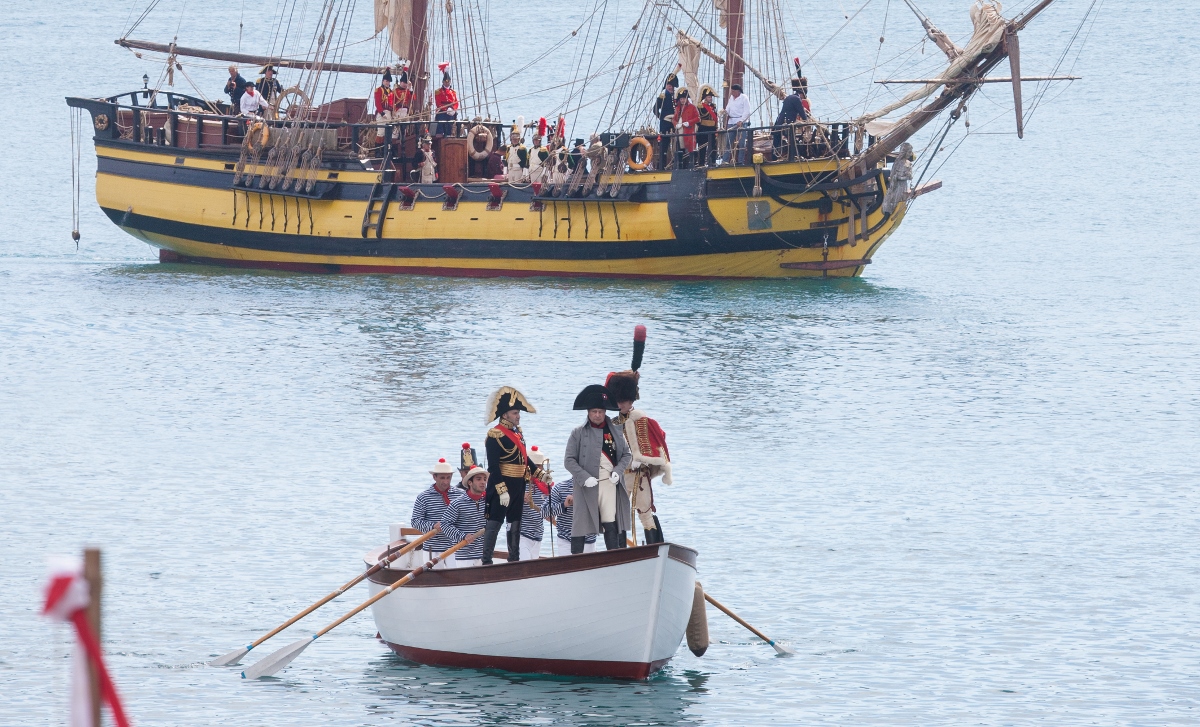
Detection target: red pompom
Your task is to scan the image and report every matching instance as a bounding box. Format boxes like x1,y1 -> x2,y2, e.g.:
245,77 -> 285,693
439,458 -> 446,463
532,445 -> 539,451
634,324 -> 647,342
462,442 -> 470,448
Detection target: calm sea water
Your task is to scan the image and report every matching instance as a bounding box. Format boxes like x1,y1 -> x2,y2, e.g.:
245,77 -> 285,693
3,1 -> 1199,724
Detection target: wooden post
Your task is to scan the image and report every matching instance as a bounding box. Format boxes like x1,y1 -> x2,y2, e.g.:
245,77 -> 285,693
82,548 -> 102,727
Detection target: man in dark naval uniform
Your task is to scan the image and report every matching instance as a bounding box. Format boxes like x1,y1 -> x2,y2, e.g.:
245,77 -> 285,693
482,386 -> 547,563
653,67 -> 680,170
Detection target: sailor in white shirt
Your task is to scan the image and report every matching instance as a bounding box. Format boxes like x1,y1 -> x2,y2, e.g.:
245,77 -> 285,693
240,83 -> 265,117
722,83 -> 751,165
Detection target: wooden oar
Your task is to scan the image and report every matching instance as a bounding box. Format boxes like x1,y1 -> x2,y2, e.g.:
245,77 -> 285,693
210,528 -> 439,667
704,593 -> 794,655
241,528 -> 484,679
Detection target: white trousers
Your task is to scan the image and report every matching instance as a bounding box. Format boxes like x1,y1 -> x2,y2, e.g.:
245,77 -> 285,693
426,550 -> 451,570
556,537 -> 595,555
519,536 -> 542,560
450,558 -> 482,569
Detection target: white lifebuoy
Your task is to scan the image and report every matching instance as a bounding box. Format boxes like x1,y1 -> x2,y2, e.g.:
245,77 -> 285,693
627,136 -> 652,171
467,125 -> 494,161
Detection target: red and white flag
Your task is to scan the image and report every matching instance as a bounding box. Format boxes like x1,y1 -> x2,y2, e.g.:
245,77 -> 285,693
42,557 -> 130,727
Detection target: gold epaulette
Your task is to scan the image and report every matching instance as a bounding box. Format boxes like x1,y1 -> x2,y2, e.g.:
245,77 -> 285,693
488,427 -> 505,439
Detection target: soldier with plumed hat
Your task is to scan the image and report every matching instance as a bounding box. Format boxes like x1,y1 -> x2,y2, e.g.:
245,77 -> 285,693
393,66 -> 414,118
434,62 -> 459,137
482,386 -> 548,563
606,326 -> 672,544
563,384 -> 633,552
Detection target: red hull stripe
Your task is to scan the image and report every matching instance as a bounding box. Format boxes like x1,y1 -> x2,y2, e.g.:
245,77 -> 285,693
158,249 -> 759,281
383,641 -> 673,680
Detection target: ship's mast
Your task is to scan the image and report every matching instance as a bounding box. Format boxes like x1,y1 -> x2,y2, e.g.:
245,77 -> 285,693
410,0 -> 430,111
723,0 -> 745,105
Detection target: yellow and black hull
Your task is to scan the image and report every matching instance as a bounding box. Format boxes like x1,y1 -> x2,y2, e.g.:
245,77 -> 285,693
91,140 -> 905,279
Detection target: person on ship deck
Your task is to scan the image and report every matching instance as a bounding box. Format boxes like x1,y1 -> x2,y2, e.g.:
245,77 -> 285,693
773,76 -> 811,160
434,64 -> 459,138
224,65 -> 248,114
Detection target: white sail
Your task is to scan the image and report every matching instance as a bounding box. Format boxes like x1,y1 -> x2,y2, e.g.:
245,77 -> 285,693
375,0 -> 413,59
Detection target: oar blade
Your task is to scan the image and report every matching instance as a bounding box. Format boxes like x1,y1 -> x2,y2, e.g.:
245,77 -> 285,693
241,638 -> 313,679
209,645 -> 251,667
770,641 -> 795,656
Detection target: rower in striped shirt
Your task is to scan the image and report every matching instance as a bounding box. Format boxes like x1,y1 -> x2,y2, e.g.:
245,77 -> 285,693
518,446 -> 554,560
439,465 -> 490,567
545,477 -> 596,555
410,458 -> 463,570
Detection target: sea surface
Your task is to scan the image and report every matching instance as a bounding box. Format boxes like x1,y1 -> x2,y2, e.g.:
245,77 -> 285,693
3,1 -> 1199,724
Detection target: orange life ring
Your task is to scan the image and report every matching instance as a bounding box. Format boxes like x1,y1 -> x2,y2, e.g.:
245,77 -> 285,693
247,121 -> 270,152
467,125 -> 494,161
627,136 -> 652,171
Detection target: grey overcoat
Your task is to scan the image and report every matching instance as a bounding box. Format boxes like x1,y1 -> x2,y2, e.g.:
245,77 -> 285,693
563,417 -> 633,536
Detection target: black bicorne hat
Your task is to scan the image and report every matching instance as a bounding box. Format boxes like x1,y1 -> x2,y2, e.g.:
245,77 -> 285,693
664,70 -> 679,88
382,68 -> 393,83
573,384 -> 616,411
398,66 -> 409,84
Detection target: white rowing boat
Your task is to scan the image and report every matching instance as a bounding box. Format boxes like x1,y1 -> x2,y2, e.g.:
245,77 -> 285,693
362,540 -> 699,679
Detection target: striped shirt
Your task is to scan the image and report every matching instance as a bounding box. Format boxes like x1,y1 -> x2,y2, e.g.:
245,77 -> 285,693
410,485 -> 462,552
545,478 -> 596,543
520,485 -> 550,541
439,494 -> 488,560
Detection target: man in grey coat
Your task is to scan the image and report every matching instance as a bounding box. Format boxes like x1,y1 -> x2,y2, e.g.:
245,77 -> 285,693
563,384 -> 633,552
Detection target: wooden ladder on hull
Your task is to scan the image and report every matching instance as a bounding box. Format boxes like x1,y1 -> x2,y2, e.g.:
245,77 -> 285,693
361,182 -> 395,238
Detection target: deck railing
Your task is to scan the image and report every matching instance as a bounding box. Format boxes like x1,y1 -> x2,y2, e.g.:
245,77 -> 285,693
70,91 -> 882,178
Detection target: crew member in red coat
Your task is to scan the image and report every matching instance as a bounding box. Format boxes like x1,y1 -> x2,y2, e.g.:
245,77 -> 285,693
392,66 -> 414,118
373,69 -> 395,141
434,63 -> 459,138
674,89 -> 701,168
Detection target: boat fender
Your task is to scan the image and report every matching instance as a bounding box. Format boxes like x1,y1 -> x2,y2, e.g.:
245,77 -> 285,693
686,581 -> 710,657
247,121 -> 270,152
467,125 -> 494,161
627,136 -> 652,171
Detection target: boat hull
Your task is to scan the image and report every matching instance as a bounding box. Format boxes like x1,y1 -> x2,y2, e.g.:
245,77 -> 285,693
366,543 -> 698,679
91,141 -> 904,279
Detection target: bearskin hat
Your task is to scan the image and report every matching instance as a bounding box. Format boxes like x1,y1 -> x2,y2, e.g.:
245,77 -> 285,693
459,442 -> 478,471
605,371 -> 640,404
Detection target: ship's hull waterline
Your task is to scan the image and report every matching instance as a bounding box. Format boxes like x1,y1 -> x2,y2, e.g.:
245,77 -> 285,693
93,142 -> 904,279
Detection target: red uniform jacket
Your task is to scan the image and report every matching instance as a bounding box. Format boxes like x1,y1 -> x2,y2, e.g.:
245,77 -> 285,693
434,87 -> 459,114
373,86 -> 394,115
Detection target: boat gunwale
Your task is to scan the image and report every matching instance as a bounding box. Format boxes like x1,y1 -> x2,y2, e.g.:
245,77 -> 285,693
365,542 -> 697,589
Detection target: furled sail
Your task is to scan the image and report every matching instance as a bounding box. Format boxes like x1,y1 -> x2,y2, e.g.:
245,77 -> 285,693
375,0 -> 413,59
677,32 -> 702,95
860,1 -> 1006,123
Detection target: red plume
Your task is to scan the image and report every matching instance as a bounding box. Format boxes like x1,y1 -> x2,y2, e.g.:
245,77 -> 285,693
437,61 -> 450,72
557,116 -> 566,139
538,117 -> 547,137
634,325 -> 647,342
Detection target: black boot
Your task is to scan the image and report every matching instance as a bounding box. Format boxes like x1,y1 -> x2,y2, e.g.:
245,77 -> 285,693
506,525 -> 521,562
481,520 -> 503,565
570,536 -> 586,555
619,530 -> 629,548
652,515 -> 666,543
602,522 -> 619,550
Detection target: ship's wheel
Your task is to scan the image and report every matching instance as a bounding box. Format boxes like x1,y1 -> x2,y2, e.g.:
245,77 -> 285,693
270,85 -> 313,120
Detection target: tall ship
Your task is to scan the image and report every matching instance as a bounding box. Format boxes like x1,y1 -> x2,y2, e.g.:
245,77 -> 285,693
67,0 -> 1081,279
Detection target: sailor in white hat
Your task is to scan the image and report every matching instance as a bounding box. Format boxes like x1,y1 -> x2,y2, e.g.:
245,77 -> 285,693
438,465 -> 491,567
410,457 -> 464,570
